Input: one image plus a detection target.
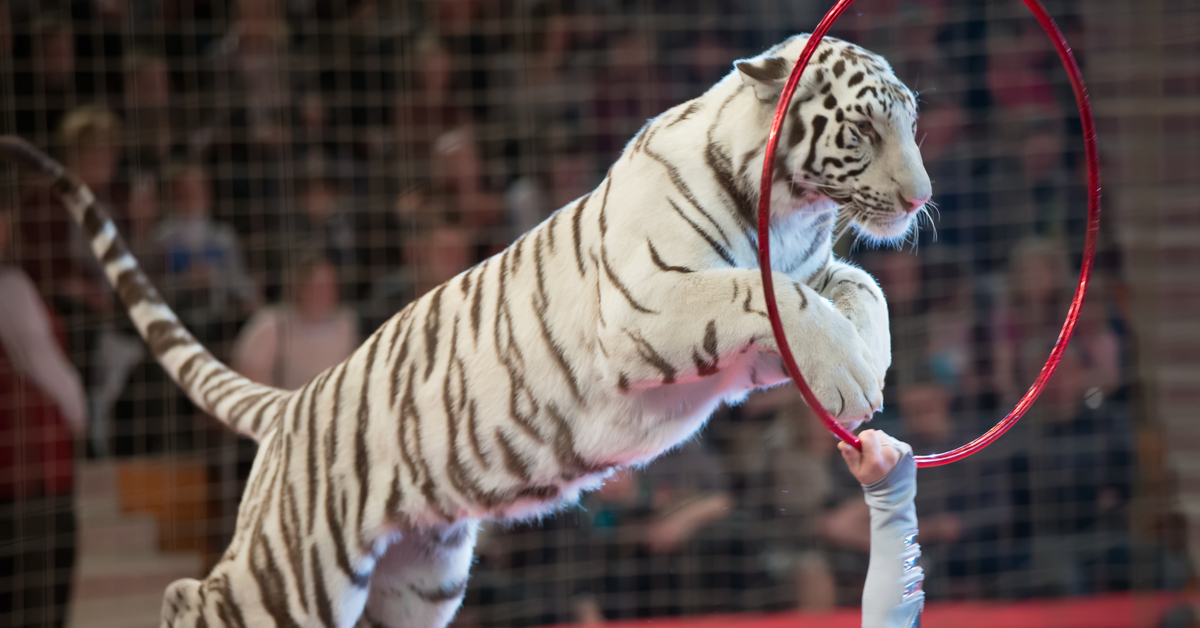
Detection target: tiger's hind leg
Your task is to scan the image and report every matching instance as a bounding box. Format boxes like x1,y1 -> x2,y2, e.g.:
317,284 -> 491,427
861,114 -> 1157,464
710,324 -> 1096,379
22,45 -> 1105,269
161,574 -> 251,628
162,579 -> 204,627
357,520 -> 480,628
161,427 -> 381,628
161,528 -> 379,628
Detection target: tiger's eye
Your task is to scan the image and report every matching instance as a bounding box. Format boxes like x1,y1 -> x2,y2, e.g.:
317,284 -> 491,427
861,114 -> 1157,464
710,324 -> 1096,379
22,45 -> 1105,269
856,120 -> 873,135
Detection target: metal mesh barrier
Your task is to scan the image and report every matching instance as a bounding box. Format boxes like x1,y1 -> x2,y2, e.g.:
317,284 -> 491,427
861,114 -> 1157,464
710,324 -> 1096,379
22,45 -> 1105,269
0,1 -> 1195,627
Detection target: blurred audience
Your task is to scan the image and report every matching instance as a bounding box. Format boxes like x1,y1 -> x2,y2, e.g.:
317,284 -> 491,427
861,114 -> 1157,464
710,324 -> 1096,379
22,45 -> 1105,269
393,33 -> 470,182
570,440 -> 733,623
757,393 -> 857,611
429,127 -> 504,236
0,1 -> 1184,623
592,29 -> 671,160
894,381 -> 1013,600
503,128 -> 596,235
986,18 -> 1056,113
1004,342 -> 1140,596
992,237 -> 1121,406
208,0 -> 291,156
295,165 -> 358,276
121,51 -> 177,169
14,17 -> 83,151
292,90 -> 342,177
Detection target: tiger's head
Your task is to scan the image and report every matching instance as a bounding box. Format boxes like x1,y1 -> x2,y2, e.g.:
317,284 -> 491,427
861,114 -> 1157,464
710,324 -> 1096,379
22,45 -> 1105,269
734,35 -> 931,242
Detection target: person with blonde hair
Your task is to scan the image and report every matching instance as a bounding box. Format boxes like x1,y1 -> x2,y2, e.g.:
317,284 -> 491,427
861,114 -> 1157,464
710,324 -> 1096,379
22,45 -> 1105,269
17,105 -> 127,394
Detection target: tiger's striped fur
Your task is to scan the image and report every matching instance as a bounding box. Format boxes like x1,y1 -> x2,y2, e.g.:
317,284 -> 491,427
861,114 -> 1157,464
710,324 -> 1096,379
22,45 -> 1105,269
0,34 -> 930,628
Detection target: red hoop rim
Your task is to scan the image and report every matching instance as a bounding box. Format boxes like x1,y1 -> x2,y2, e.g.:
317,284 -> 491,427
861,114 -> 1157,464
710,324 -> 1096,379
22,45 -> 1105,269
757,0 -> 1101,468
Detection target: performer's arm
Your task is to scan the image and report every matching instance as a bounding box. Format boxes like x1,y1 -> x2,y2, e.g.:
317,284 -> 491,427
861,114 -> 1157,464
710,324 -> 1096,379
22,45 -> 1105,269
838,430 -> 925,628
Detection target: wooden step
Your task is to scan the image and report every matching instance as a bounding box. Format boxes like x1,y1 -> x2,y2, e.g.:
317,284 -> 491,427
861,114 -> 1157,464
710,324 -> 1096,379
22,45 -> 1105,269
75,461 -> 121,522
68,592 -> 164,628
73,552 -> 202,601
78,512 -> 161,556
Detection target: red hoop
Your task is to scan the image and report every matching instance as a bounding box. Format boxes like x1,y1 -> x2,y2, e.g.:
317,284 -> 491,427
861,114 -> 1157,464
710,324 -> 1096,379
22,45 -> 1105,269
757,0 -> 1101,467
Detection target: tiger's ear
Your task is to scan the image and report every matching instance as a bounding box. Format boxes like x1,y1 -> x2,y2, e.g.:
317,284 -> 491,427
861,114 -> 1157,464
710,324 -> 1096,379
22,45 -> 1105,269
735,56 -> 790,102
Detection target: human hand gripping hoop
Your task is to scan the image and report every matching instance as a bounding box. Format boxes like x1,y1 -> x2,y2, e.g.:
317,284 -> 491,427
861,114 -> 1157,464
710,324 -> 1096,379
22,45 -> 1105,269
758,0 -> 1101,467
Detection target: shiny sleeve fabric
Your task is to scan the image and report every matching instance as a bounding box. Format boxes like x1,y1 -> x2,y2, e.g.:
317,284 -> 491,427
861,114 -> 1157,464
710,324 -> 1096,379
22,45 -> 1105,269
861,434 -> 924,628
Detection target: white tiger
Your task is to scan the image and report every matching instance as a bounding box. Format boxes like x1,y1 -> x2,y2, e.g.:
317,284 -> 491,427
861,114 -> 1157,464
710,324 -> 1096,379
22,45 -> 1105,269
0,33 -> 930,628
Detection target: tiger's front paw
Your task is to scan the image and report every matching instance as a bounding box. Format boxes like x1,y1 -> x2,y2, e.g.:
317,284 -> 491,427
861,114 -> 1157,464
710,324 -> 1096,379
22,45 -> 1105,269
800,318 -> 884,426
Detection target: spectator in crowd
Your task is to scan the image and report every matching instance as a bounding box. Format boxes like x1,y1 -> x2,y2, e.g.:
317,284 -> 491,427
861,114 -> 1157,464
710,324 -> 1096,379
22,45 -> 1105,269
295,165 -> 358,277
406,220 -> 473,299
1021,118 -> 1075,236
515,1 -> 600,161
986,18 -> 1056,113
393,33 -> 470,182
503,127 -> 596,236
992,237 -> 1121,405
193,0 -> 293,229
865,0 -> 960,107
1004,341 -> 1140,596
208,0 -> 291,156
318,0 -> 397,163
19,105 -> 127,381
987,114 -> 1073,247
592,28 -> 670,160
292,90 -> 342,177
122,50 -> 177,169
862,246 -> 983,399
430,127 -> 504,238
0,202 -> 88,628
231,248 -> 358,390
893,381 -> 1013,600
542,137 -> 594,211
358,191 -> 476,333
154,162 -> 262,350
920,249 -> 981,397
13,17 -> 83,151
677,30 -> 735,100
125,171 -> 163,264
571,440 -> 733,623
391,31 -> 503,243
757,392 -> 850,611
913,94 -> 979,250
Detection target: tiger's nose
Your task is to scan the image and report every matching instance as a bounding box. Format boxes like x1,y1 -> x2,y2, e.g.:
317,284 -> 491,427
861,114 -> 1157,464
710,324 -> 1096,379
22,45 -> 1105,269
906,196 -> 931,214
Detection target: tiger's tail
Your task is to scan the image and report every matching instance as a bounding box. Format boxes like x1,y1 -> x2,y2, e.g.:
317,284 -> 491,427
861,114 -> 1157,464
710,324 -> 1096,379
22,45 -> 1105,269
0,136 -> 289,442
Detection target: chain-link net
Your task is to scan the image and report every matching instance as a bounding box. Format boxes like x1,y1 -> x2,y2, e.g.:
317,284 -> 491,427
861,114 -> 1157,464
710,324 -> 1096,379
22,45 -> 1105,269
0,1 -> 1195,627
